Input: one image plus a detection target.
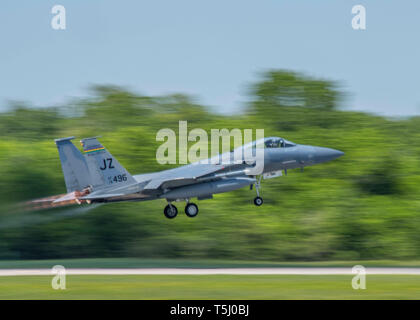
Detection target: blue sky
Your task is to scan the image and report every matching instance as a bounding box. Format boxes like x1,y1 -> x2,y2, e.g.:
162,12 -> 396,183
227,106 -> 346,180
0,0 -> 419,117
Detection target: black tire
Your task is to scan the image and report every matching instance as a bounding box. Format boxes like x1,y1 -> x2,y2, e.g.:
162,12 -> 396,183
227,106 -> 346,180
254,196 -> 263,206
164,204 -> 178,219
185,203 -> 199,218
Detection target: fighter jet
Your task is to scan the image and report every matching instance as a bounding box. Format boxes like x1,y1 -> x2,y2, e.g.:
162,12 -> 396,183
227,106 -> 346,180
29,136 -> 343,219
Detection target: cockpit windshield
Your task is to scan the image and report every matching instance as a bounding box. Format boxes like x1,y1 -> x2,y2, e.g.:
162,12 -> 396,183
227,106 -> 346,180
264,137 -> 296,148
244,137 -> 296,149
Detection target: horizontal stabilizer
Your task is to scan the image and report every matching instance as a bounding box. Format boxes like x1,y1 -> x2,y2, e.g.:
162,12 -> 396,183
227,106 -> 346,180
80,193 -> 126,200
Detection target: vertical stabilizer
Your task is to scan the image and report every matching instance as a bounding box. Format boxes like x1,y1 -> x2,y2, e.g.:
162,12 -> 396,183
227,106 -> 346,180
55,137 -> 92,193
80,137 -> 135,189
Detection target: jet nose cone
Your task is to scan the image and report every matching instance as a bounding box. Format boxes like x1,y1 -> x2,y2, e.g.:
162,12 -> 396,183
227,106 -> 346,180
329,148 -> 344,159
315,147 -> 344,163
336,150 -> 345,158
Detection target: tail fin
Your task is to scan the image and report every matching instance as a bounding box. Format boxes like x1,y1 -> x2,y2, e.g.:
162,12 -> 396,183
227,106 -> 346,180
80,137 -> 135,189
55,137 -> 92,193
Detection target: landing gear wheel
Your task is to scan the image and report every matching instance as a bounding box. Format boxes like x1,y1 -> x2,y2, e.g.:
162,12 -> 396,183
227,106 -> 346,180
185,203 -> 199,218
164,204 -> 178,219
254,196 -> 263,206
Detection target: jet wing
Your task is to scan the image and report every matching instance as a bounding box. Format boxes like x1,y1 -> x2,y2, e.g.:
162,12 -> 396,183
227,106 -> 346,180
83,163 -> 232,200
143,163 -> 225,192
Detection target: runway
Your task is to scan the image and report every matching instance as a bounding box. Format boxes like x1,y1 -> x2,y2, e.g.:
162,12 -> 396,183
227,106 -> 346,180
1,267 -> 420,276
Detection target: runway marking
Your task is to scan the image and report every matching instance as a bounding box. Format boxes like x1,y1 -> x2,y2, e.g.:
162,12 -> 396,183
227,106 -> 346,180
1,268 -> 420,276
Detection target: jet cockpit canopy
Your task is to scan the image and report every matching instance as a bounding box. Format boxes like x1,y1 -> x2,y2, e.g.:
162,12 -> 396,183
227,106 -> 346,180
248,137 -> 296,149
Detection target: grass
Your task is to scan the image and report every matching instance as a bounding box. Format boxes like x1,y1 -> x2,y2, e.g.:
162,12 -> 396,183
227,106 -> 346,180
1,259 -> 419,299
0,275 -> 420,299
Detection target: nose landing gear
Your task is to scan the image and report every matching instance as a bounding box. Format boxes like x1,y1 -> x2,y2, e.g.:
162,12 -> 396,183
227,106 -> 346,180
254,196 -> 263,206
253,176 -> 264,206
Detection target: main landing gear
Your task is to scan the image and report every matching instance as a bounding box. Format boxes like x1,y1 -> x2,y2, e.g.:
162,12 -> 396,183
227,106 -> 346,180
164,202 -> 199,219
164,204 -> 178,219
252,176 -> 264,206
185,203 -> 199,218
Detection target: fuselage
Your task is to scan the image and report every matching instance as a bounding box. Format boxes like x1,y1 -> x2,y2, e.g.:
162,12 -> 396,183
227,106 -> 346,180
130,137 -> 344,202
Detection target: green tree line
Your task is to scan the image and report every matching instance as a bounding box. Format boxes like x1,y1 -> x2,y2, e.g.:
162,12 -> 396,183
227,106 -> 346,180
0,70 -> 420,261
